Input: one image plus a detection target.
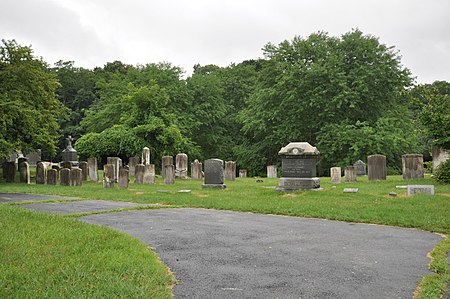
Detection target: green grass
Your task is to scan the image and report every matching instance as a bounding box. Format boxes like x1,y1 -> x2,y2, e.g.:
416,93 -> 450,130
1,173 -> 449,298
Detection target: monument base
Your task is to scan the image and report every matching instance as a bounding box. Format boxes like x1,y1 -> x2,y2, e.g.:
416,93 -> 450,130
276,177 -> 320,191
202,184 -> 227,189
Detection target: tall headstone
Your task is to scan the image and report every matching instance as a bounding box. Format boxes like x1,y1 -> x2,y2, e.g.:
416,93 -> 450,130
164,165 -> 175,184
61,136 -> 78,167
191,159 -> 203,180
267,165 -> 277,178
87,158 -> 98,182
161,156 -> 173,178
118,167 -> 129,188
19,161 -> 30,184
36,162 -> 47,184
103,164 -> 115,188
142,147 -> 151,165
17,157 -> 28,171
402,154 -> 424,180
26,150 -> 41,166
224,161 -> 236,181
276,142 -> 320,191
202,159 -> 226,189
128,157 -> 139,177
134,164 -> 145,184
353,160 -> 366,176
47,169 -> 57,185
175,153 -> 188,179
143,164 -> 156,184
239,169 -> 247,178
60,168 -> 71,186
79,161 -> 88,181
107,157 -> 122,182
432,146 -> 450,172
368,154 -> 387,181
330,167 -> 341,184
344,166 -> 357,182
71,168 -> 82,186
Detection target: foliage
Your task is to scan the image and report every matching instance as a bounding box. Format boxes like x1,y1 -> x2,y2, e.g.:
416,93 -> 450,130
434,159 -> 450,184
0,40 -> 67,159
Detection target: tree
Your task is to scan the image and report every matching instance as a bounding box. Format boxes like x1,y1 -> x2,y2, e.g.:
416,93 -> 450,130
0,40 -> 67,159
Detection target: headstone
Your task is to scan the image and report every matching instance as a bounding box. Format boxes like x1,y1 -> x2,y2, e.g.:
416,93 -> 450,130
161,156 -> 173,178
17,157 -> 28,171
368,154 -> 387,181
87,158 -> 98,182
343,188 -> 359,193
79,161 -> 88,181
61,161 -> 72,169
142,147 -> 151,165
143,164 -> 156,184
330,167 -> 341,183
4,162 -> 16,183
36,162 -> 47,184
389,192 -> 397,197
239,169 -> 247,178
60,168 -> 71,186
7,152 -> 17,162
267,165 -> 277,178
70,168 -> 82,186
344,166 -> 357,182
19,162 -> 30,184
406,185 -> 434,196
164,165 -> 175,184
134,164 -> 145,184
118,167 -> 129,188
128,157 -> 139,176
47,169 -> 57,185
103,164 -> 115,188
276,142 -> 320,191
175,153 -> 188,179
353,160 -> 366,176
26,150 -> 41,166
191,159 -> 203,180
107,157 -> 122,182
402,154 -> 424,180
61,136 -> 78,167
202,159 -> 226,189
224,161 -> 236,181
432,146 -> 450,172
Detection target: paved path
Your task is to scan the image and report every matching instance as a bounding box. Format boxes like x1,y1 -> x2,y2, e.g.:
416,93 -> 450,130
10,196 -> 441,299
0,192 -> 76,203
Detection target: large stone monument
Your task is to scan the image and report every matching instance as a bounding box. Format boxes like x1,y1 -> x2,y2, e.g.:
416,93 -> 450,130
276,142 -> 320,191
368,154 -> 387,181
402,154 -> 424,180
202,159 -> 226,189
61,135 -> 78,167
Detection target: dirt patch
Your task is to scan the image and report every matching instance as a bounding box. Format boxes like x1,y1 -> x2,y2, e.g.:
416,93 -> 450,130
193,193 -> 209,198
135,192 -> 145,195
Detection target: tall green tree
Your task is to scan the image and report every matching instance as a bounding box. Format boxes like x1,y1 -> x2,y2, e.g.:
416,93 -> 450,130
0,40 -> 67,159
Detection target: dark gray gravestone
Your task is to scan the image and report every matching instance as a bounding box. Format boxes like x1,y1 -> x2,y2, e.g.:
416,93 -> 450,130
128,157 -> 139,177
344,166 -> 357,182
70,168 -> 82,186
36,162 -> 46,184
134,164 -> 145,184
402,154 -> 424,180
202,159 -> 226,189
20,161 -> 30,184
224,161 -> 236,181
118,167 -> 129,189
17,157 -> 28,171
353,160 -> 366,176
161,156 -> 173,178
60,168 -> 71,186
368,155 -> 387,181
61,136 -> 78,167
164,165 -> 175,184
79,161 -> 88,181
87,157 -> 98,182
191,159 -> 202,180
47,169 -> 57,185
4,161 -> 16,182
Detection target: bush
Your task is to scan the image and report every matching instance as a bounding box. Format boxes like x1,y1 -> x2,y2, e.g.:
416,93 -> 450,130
434,159 -> 450,184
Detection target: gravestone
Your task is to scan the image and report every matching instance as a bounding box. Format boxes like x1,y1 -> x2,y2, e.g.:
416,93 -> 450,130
134,164 -> 145,184
276,142 -> 320,191
71,168 -> 82,186
164,165 -> 175,184
402,154 -> 424,180
47,169 -> 57,185
87,158 -> 98,182
267,165 -> 277,178
143,164 -> 156,184
79,161 -> 88,181
202,159 -> 226,189
344,166 -> 357,182
353,160 -> 366,176
142,147 -> 150,165
36,162 -> 47,184
161,156 -> 173,178
239,169 -> 247,178
224,161 -> 236,181
17,157 -> 28,171
330,167 -> 341,183
432,146 -> 449,172
118,167 -> 129,188
103,164 -> 115,188
61,136 -> 78,167
128,157 -> 139,177
107,157 -> 122,182
26,150 -> 41,166
61,161 -> 72,169
368,155 -> 387,181
60,168 -> 71,186
191,159 -> 203,180
19,162 -> 30,184
175,153 -> 188,179
406,185 -> 434,196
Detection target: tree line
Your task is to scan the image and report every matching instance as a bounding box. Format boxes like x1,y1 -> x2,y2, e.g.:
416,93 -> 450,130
1,29 -> 449,175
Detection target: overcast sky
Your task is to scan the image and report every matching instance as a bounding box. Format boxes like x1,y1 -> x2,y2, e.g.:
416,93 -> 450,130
1,0 -> 449,83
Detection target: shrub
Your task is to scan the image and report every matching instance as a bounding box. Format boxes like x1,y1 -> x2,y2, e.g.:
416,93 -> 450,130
434,159 -> 450,184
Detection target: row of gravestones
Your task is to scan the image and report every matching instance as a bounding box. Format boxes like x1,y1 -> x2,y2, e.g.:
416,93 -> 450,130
330,154 -> 425,183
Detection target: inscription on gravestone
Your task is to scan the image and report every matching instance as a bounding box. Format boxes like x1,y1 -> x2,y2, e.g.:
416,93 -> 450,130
282,157 -> 316,178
